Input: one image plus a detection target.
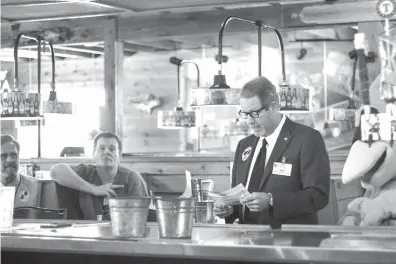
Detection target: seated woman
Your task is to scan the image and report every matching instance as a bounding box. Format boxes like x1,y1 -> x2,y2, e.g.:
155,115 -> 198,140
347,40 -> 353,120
50,131 -> 149,220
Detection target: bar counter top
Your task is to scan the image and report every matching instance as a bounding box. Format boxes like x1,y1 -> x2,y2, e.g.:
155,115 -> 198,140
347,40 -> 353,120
2,220 -> 396,264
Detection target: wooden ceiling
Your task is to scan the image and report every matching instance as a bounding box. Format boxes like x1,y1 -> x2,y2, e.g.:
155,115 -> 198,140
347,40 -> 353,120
0,0 -> 390,60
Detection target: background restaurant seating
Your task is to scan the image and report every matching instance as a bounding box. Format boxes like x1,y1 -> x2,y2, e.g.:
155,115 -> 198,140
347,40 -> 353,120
60,147 -> 85,157
14,206 -> 67,219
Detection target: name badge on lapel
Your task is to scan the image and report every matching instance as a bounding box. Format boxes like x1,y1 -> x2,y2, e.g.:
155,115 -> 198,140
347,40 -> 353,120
273,162 -> 292,176
242,146 -> 252,162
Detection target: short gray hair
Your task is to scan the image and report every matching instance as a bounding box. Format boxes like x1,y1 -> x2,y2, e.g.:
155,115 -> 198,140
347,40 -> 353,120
240,76 -> 279,107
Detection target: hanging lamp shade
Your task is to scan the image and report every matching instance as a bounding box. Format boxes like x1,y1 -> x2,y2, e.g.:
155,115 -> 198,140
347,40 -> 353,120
157,57 -> 198,129
194,16 -> 308,112
190,72 -> 241,106
40,41 -> 72,115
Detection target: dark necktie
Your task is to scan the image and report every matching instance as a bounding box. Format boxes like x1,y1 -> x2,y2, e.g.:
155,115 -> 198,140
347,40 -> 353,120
248,138 -> 267,193
244,138 -> 267,224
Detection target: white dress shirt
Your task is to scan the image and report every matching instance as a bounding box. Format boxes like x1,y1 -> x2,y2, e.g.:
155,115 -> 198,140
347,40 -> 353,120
246,115 -> 286,190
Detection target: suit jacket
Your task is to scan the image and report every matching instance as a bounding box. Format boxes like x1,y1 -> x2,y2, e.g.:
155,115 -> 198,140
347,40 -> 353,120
226,117 -> 330,228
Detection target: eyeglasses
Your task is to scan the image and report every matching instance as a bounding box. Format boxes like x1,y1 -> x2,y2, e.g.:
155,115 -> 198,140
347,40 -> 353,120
1,152 -> 18,161
238,105 -> 269,119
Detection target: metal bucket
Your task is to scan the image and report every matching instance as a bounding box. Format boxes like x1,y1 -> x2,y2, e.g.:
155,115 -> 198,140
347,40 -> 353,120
154,197 -> 195,239
195,200 -> 215,224
109,196 -> 150,238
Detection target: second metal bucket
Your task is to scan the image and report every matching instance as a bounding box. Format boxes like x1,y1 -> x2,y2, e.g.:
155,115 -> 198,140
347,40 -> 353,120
109,196 -> 151,238
154,197 -> 195,239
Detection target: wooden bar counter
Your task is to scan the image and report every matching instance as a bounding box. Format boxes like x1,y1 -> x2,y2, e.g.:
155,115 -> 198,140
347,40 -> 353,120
2,220 -> 396,264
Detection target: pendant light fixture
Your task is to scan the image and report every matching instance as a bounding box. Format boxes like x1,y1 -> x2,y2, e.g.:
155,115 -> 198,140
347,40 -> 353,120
192,16 -> 311,112
157,57 -> 200,129
191,16 -> 283,106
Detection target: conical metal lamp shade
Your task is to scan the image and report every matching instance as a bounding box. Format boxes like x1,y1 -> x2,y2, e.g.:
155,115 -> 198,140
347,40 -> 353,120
191,74 -> 241,107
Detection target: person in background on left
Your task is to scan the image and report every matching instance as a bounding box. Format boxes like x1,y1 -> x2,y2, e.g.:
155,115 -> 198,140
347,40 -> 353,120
50,131 -> 149,220
1,134 -> 39,207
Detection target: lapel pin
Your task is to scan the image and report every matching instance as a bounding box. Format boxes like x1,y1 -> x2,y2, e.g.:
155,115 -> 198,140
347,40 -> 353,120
242,146 -> 252,162
282,156 -> 287,163
284,137 -> 288,141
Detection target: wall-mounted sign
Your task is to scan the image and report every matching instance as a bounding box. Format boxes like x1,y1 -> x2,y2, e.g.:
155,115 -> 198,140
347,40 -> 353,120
376,0 -> 396,18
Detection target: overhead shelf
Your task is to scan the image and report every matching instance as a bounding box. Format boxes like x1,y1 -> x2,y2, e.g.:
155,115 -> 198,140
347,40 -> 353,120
0,116 -> 45,121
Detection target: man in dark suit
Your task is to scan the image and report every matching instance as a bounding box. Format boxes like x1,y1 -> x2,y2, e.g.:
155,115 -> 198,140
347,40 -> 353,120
215,77 -> 330,228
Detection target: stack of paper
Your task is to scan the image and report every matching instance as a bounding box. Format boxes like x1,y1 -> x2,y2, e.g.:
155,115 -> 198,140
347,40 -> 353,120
208,184 -> 250,206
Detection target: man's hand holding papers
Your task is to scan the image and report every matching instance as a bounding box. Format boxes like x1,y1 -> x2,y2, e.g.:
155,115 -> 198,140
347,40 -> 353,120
209,184 -> 250,206
211,184 -> 250,220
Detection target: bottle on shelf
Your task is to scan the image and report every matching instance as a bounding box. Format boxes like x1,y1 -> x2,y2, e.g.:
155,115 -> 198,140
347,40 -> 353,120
34,94 -> 39,116
18,93 -> 25,117
13,93 -> 19,117
286,87 -> 292,109
7,93 -> 13,117
1,96 -> 7,117
29,94 -> 35,117
24,96 -> 30,117
292,88 -> 298,110
304,89 -> 310,110
280,87 -> 287,109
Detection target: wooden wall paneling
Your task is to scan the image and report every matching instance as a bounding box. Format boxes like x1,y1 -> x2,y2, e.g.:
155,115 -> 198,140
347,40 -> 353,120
10,46 -> 248,154
16,58 -> 105,86
121,51 -> 181,153
115,41 -> 124,138
123,137 -> 180,153
102,18 -> 118,133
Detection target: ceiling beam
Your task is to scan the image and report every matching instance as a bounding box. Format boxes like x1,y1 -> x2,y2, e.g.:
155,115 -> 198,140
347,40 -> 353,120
71,44 -> 136,56
53,45 -> 104,55
3,12 -> 122,24
1,1 -> 69,8
0,2 -> 373,49
113,42 -> 167,53
92,0 -> 137,12
22,46 -> 99,59
126,39 -> 179,50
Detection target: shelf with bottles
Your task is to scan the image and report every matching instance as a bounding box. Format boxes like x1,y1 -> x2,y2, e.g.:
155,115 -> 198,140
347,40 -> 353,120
0,91 -> 44,120
279,84 -> 311,113
1,116 -> 45,121
158,107 -> 196,129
